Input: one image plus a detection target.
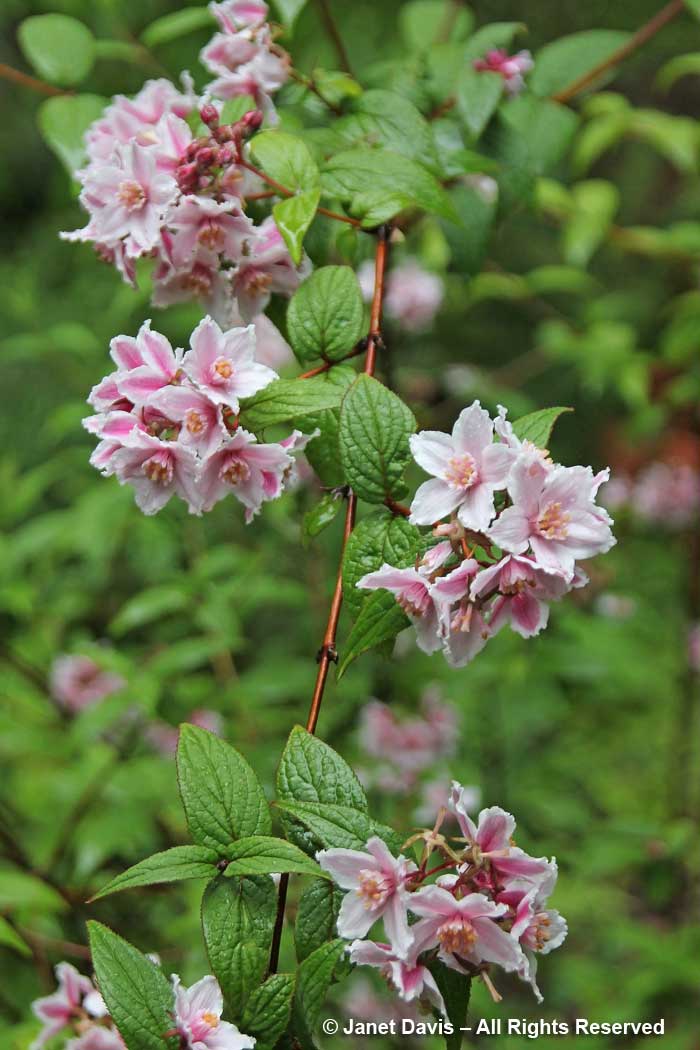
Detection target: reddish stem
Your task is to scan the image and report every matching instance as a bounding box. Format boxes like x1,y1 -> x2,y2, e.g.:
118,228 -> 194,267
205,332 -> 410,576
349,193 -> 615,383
298,343 -> 365,379
0,62 -> 66,97
238,158 -> 362,227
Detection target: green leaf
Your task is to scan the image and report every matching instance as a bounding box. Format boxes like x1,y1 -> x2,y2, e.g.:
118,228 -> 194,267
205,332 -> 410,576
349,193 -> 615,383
322,149 -> 459,226
684,0 -> 700,16
457,69 -> 503,140
400,0 -> 473,51
140,7 -> 215,48
109,584 -> 188,636
275,800 -> 402,852
335,90 -> 437,166
337,591 -> 408,678
495,96 -> 578,205
0,867 -> 67,913
562,180 -> 619,267
277,725 -> 368,810
342,512 -> 424,619
90,846 -> 219,901
18,15 -> 95,86
463,22 -> 525,62
223,836 -> 327,878
656,52 -> 700,91
303,492 -> 344,542
295,879 -> 343,962
338,375 -> 416,503
88,922 -> 177,1050
303,366 -> 357,487
37,95 -> 107,177
530,30 -> 630,97
177,724 -> 271,850
292,940 -> 345,1041
428,963 -> 471,1050
250,131 -> 320,191
272,0 -> 310,29
287,266 -> 365,365
239,373 -> 349,430
273,188 -> 320,266
525,265 -> 598,296
201,875 -> 276,1018
511,406 -> 573,448
242,974 -> 295,1050
0,917 -> 30,957
443,181 -> 498,275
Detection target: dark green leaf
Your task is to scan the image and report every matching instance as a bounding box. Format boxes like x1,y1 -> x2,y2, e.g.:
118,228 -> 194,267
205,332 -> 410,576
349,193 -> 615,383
303,492 -> 345,541
342,512 -> 424,619
295,879 -> 343,962
338,591 -> 408,678
275,800 -> 403,852
277,725 -> 368,809
428,963 -> 471,1050
457,69 -> 503,140
239,373 -> 349,430
335,91 -> 437,166
303,366 -> 357,487
91,845 -> 219,901
18,15 -> 95,86
338,375 -> 416,503
292,940 -> 345,1041
287,266 -> 365,365
0,917 -> 30,957
241,974 -> 295,1050
511,406 -> 573,448
222,835 -> 327,878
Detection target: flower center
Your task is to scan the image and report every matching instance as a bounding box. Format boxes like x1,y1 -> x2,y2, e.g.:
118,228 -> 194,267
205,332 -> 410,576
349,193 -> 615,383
537,501 -> 570,540
220,456 -> 251,486
117,179 -> 146,211
527,913 -> 552,951
213,356 -> 234,382
185,409 -> 206,435
445,453 -> 478,490
202,1012 -> 219,1029
450,603 -> 473,633
436,917 -> 478,956
142,452 -> 173,485
396,582 -> 431,618
240,270 -> 273,296
357,869 -> 392,909
198,222 -> 226,251
183,265 -> 214,297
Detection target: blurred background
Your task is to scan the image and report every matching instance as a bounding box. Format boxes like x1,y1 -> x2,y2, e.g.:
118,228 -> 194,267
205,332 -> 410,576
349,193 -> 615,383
1,0 -> 699,1047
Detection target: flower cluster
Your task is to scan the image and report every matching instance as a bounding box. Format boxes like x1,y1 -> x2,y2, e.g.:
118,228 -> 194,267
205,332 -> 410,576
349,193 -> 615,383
84,316 -> 312,518
50,655 -> 125,713
317,783 -> 566,1010
32,966 -> 253,1050
358,691 -> 457,793
604,460 -> 699,530
358,401 -> 615,666
473,49 -> 534,94
61,2 -> 302,329
358,258 -> 445,333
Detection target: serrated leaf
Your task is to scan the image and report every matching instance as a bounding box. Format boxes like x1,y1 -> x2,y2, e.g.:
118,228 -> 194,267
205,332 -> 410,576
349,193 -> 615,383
273,188 -> 320,265
277,725 -> 367,809
222,836 -> 327,878
322,149 -> 459,226
295,879 -> 343,962
511,406 -> 573,448
18,14 -> 95,86
335,90 -> 437,166
88,923 -> 177,1050
531,30 -> 631,97
428,963 -> 471,1050
338,591 -> 408,678
303,492 -> 345,541
140,7 -> 215,48
457,69 -> 503,140
201,875 -> 276,1019
91,845 -> 219,901
241,973 -> 295,1050
293,939 -> 345,1040
338,375 -> 416,503
177,725 -> 271,850
342,512 -> 424,619
250,131 -> 320,192
303,366 -> 357,487
37,95 -> 107,177
275,800 -> 403,852
239,373 -> 348,430
287,266 -> 364,365
0,917 -> 30,957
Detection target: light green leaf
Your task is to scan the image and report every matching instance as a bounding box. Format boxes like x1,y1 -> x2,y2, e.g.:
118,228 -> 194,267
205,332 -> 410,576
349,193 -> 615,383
338,375 -> 416,503
656,52 -> 700,91
530,30 -> 630,97
0,867 -> 67,914
18,14 -> 95,86
295,879 -> 343,962
562,180 -> 619,267
525,265 -> 598,296
303,491 -> 345,541
37,95 -> 107,177
88,922 -> 178,1050
272,0 -> 309,29
463,22 -> 525,62
177,725 -> 271,850
273,188 -> 320,265
337,591 -> 408,678
287,266 -> 365,365
222,836 -> 327,878
323,149 -> 459,226
90,846 -> 219,901
400,0 -> 473,51
277,725 -> 368,810
109,585 -> 188,636
0,917 -> 30,957
342,512 -> 424,619
457,69 -> 503,140
239,373 -> 349,430
140,7 -> 215,48
241,973 -> 295,1050
275,800 -> 403,852
683,0 -> 700,18
496,96 -> 579,204
511,406 -> 573,448
250,131 -> 320,191
335,90 -> 437,166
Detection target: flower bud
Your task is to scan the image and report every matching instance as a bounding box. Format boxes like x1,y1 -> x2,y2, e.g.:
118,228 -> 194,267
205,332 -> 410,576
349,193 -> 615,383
199,103 -> 219,127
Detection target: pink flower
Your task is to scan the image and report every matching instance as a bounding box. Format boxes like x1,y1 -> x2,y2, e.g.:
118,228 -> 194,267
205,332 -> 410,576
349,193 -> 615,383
182,316 -> 277,410
316,836 -> 417,958
197,427 -> 292,519
430,557 -> 490,667
494,405 -> 554,466
501,867 -> 567,1003
110,320 -> 183,407
473,49 -> 533,95
232,217 -> 308,320
31,963 -> 94,1048
470,554 -> 569,639
210,0 -> 269,31
408,885 -> 524,974
207,50 -> 290,117
356,542 -> 453,654
166,196 -> 254,268
85,79 -> 194,164
449,784 -> 553,887
409,401 -> 515,531
201,33 -> 260,78
67,1029 -> 126,1050
358,259 -> 444,332
489,454 -> 616,581
112,431 -> 201,515
50,656 -> 125,713
172,975 -> 254,1049
149,386 -> 228,458
347,939 -> 446,1016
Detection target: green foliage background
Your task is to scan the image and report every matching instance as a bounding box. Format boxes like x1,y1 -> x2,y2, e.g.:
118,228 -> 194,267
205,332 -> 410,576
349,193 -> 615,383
1,0 -> 699,1046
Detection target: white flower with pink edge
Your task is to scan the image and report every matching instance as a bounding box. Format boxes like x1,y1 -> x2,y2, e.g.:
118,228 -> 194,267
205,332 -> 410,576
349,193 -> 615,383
172,974 -> 255,1049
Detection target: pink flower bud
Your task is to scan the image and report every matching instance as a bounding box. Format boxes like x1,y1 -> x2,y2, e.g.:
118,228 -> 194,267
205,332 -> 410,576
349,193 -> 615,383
176,161 -> 199,193
242,109 -> 264,132
199,103 -> 220,127
195,146 -> 216,169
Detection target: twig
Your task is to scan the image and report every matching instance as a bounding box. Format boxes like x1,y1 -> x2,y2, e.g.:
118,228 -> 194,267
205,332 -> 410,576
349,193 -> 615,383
268,226 -> 391,975
314,0 -> 354,76
238,158 -> 362,227
289,68 -> 343,115
552,0 -> 685,104
0,62 -> 66,97
298,343 -> 366,379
